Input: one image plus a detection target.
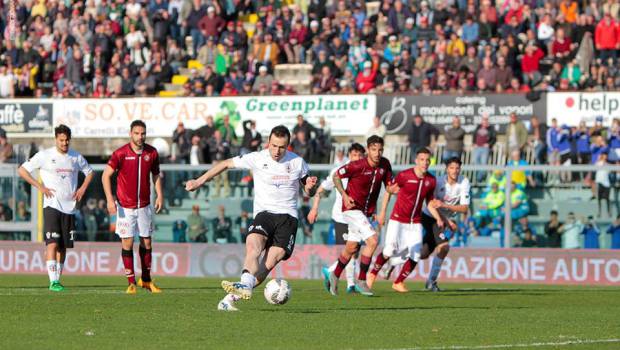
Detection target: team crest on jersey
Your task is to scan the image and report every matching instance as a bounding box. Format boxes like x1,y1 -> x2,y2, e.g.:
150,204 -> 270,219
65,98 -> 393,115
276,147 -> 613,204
144,154 -> 150,161
338,168 -> 346,175
425,181 -> 430,187
263,163 -> 268,169
285,163 -> 291,172
379,168 -> 385,175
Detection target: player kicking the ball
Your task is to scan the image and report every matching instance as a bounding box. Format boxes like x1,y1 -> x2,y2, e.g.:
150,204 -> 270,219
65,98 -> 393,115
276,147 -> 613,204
325,135 -> 393,296
420,157 -> 470,292
185,125 -> 317,311
307,143 -> 366,294
102,120 -> 164,294
18,125 -> 93,291
367,147 -> 443,292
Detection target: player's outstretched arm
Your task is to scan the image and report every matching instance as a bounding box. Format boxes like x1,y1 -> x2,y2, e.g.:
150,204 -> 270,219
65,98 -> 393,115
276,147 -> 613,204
185,158 -> 235,192
307,185 -> 325,224
101,165 -> 117,215
152,173 -> 164,213
17,166 -> 55,198
73,172 -> 94,202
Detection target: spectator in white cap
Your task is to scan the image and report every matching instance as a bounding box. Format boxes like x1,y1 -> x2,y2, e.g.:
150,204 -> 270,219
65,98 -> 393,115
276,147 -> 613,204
355,61 -> 376,93
252,66 -> 274,93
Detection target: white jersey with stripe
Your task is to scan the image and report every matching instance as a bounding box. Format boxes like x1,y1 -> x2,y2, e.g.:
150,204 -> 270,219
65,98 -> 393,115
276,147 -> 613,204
423,175 -> 471,219
320,164 -> 349,224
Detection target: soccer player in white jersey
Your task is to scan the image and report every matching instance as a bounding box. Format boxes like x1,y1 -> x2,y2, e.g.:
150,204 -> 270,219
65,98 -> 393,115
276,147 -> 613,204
18,125 -> 93,292
307,143 -> 366,293
420,157 -> 471,291
186,125 -> 317,311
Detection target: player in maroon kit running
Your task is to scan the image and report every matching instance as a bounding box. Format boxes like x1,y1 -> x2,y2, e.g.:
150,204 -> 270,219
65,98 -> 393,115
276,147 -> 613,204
367,147 -> 443,292
102,120 -> 164,294
325,135 -> 394,296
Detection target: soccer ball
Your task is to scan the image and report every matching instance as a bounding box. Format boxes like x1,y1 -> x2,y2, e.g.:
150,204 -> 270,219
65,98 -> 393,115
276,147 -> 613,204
263,279 -> 291,305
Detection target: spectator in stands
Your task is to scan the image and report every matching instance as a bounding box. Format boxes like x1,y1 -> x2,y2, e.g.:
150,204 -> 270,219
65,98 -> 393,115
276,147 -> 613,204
607,215 -> 620,249
367,116 -> 387,139
356,61 -> 377,93
507,149 -> 536,189
560,212 -> 583,249
134,68 -> 156,96
291,129 -> 314,162
408,114 -> 439,163
252,66 -> 273,93
241,120 -> 262,155
0,66 -> 15,98
196,115 -> 216,141
236,210 -> 250,244
520,229 -> 538,247
313,117 -> 332,163
83,199 -> 98,242
95,199 -> 110,241
15,201 -> 30,222
595,13 -> 619,64
218,115 -> 238,146
529,116 -> 548,165
545,210 -> 563,248
172,219 -> 188,243
188,205 -> 208,242
443,116 -> 465,161
574,121 -> 592,181
0,129 -> 13,163
474,182 -> 505,228
472,114 -> 497,182
292,115 -> 316,142
608,118 -> 620,163
582,216 -> 601,249
595,152 -> 612,218
209,130 -> 231,198
0,202 -> 11,221
505,113 -> 528,155
510,182 -> 530,222
172,122 -> 192,164
521,43 -> 544,86
213,205 -> 233,243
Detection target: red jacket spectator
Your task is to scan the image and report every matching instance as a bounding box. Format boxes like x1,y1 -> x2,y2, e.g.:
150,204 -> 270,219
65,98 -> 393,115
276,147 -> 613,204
289,23 -> 307,44
552,37 -> 572,56
199,12 -> 226,39
355,65 -> 376,93
595,15 -> 620,50
220,82 -> 238,96
521,47 -> 544,74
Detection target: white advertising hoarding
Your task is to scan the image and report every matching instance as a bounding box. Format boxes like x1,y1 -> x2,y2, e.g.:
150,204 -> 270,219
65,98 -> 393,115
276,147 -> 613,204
547,92 -> 620,126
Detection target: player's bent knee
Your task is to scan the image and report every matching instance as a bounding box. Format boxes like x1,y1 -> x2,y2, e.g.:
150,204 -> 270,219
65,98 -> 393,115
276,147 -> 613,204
365,235 -> 378,249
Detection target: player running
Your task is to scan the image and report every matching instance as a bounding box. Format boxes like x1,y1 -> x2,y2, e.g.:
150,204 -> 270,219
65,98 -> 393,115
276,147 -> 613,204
367,147 -> 443,292
307,143 -> 366,294
325,135 -> 393,296
18,125 -> 94,291
420,157 -> 471,292
102,120 -> 164,294
185,125 -> 317,311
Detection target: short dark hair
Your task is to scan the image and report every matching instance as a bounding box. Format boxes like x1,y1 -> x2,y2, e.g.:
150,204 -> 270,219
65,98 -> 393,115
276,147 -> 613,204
54,124 -> 71,139
348,143 -> 365,154
269,125 -> 291,142
366,135 -> 384,147
550,210 -> 558,216
444,156 -> 462,166
130,120 -> 147,130
416,147 -> 431,156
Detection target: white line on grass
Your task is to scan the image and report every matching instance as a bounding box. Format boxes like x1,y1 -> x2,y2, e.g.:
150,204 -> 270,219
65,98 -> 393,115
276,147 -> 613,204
380,338 -> 620,350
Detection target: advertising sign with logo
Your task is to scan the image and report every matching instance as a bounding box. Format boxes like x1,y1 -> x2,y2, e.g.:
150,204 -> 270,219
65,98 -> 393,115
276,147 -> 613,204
376,94 -> 546,134
53,95 -> 375,138
547,92 -> 620,126
0,101 -> 54,136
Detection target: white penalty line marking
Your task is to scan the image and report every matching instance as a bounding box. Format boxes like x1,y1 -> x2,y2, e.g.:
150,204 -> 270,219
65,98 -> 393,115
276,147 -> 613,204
380,338 -> 620,350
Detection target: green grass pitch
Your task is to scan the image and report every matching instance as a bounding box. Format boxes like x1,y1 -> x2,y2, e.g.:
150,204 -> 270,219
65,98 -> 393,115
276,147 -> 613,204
1,275 -> 619,349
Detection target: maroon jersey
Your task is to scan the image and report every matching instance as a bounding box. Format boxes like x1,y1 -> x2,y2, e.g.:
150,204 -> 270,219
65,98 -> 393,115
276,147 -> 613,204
390,168 -> 436,224
107,143 -> 160,209
337,157 -> 392,216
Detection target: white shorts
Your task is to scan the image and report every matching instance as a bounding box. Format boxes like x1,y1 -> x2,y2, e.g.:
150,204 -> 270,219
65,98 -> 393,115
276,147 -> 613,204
115,205 -> 154,239
382,220 -> 423,265
342,210 -> 376,243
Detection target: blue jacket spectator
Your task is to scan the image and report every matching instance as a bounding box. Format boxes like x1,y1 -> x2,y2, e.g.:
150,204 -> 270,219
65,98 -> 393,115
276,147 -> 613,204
574,130 -> 591,155
607,216 -> 620,249
591,144 -> 609,164
557,126 -> 572,156
582,220 -> 600,249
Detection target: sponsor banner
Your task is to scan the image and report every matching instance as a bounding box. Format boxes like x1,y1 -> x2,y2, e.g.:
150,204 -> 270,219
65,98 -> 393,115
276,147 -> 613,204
3,242 -> 618,285
547,92 -> 620,126
376,94 -> 546,134
52,95 -> 375,138
0,242 -> 189,276
0,100 -> 54,136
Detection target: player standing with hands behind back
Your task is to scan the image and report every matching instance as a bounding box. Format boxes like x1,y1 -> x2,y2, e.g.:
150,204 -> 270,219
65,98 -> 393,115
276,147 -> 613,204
19,125 -> 94,291
102,120 -> 164,294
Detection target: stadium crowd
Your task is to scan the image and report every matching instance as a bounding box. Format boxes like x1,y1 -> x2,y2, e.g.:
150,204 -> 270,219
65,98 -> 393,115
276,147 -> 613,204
1,0 -> 620,97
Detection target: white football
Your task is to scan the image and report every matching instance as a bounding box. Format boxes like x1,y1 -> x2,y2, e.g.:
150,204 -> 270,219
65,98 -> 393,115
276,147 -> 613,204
264,279 -> 291,305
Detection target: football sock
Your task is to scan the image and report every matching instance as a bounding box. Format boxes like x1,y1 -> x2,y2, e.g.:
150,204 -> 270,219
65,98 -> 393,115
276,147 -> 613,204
370,253 -> 389,275
428,256 -> 444,284
224,293 -> 241,303
345,257 -> 356,288
334,255 -> 351,278
395,259 -> 417,284
56,262 -> 64,281
139,246 -> 152,282
328,261 -> 338,273
46,260 -> 57,283
121,249 -> 136,285
358,255 -> 372,281
240,270 -> 257,289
